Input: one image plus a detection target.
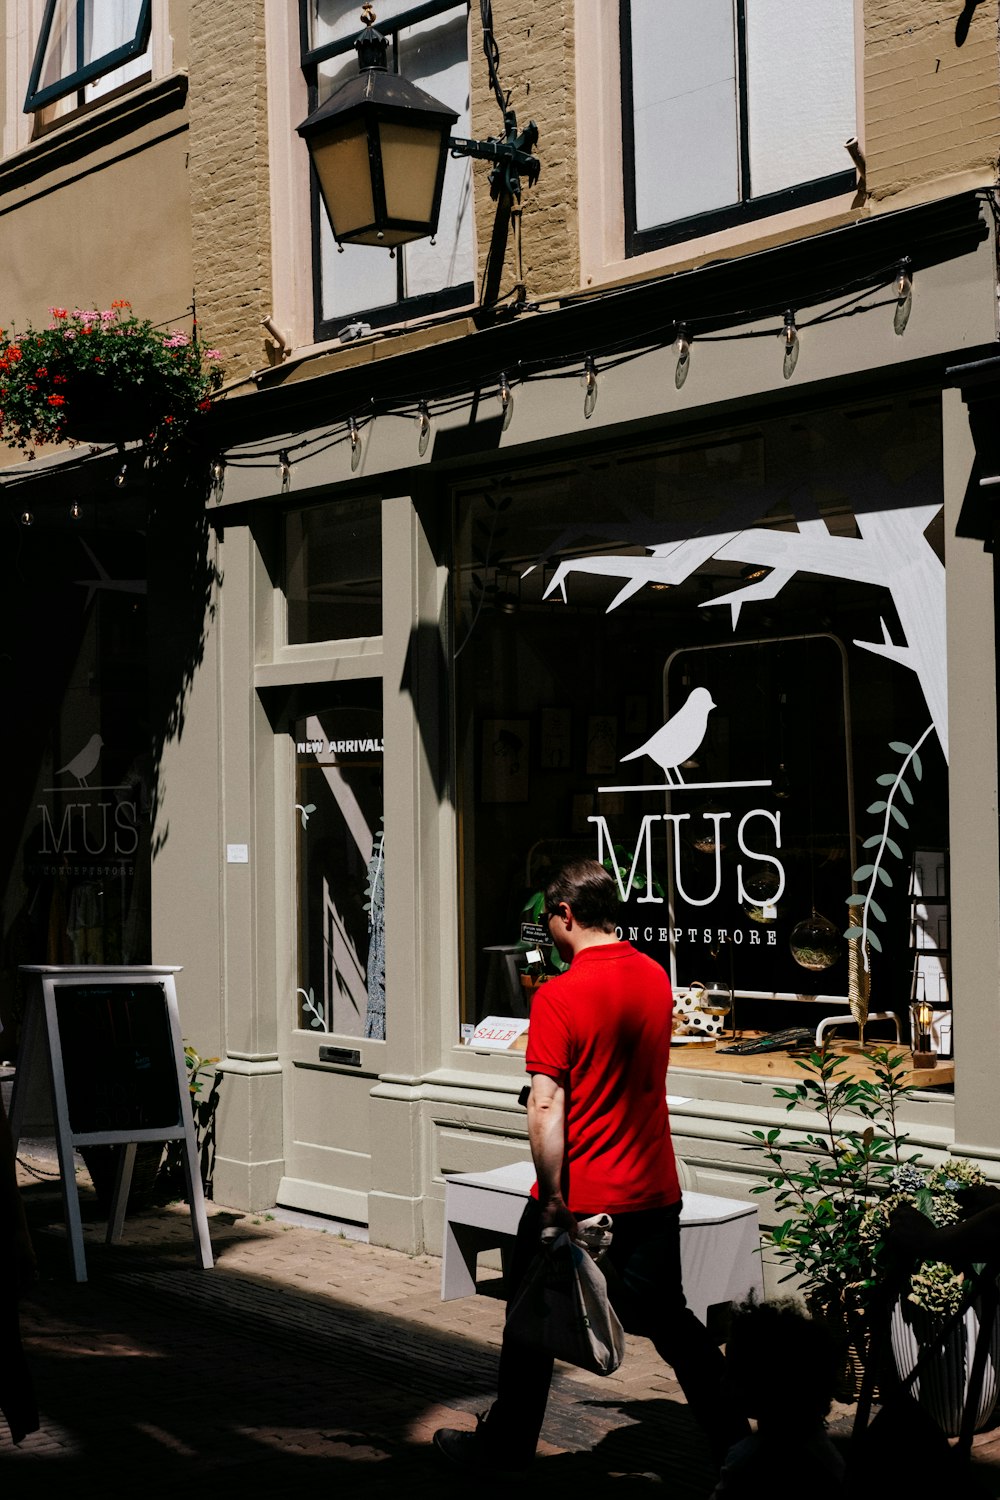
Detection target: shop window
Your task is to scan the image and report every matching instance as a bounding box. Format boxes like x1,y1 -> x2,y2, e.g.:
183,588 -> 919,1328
1,521 -> 152,1040
621,0 -> 857,255
24,0 -> 152,115
302,0 -> 474,334
291,681 -> 385,1040
454,397 -> 950,1053
285,496 -> 382,643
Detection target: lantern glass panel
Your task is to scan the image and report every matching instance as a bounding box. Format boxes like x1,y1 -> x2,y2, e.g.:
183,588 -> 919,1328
313,119 -> 376,240
378,119 -> 447,231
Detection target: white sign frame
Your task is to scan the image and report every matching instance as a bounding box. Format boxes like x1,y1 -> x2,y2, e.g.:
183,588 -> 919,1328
11,965 -> 213,1283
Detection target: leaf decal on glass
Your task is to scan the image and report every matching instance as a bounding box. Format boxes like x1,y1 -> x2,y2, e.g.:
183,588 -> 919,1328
844,725 -> 935,971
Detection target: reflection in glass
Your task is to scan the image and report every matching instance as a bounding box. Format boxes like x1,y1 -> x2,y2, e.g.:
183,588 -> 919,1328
294,685 -> 385,1039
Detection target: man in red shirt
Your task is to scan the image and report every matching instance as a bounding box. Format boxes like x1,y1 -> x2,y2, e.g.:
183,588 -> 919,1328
434,858 -> 744,1471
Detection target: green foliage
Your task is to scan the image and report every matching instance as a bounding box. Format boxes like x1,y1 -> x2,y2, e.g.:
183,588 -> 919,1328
0,302 -> 224,453
751,1046 -> 983,1333
748,1046 -> 917,1321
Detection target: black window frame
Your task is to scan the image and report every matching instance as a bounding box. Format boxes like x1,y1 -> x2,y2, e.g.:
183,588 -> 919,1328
24,0 -> 152,114
300,0 -> 474,338
619,0 -> 856,257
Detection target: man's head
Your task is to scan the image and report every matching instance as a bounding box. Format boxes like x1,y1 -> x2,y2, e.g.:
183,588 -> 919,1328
544,859 -> 619,934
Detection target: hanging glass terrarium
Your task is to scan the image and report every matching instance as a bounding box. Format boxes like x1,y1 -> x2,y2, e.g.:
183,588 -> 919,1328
790,911 -> 842,972
742,869 -> 781,923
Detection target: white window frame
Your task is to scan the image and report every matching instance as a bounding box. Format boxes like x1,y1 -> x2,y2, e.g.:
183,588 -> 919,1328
575,0 -> 864,291
23,0 -> 152,113
3,0 -> 171,158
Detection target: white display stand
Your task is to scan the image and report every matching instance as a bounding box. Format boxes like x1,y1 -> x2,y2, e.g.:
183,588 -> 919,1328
441,1160 -> 763,1319
11,965 -> 213,1283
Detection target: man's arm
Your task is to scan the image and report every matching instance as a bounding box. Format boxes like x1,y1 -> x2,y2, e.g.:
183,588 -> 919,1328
527,1072 -> 576,1237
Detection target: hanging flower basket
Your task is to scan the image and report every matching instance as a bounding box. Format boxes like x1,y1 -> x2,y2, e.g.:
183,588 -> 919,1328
58,372 -> 162,444
0,302 -> 224,455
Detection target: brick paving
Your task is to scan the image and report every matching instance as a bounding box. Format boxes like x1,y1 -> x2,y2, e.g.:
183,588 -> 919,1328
7,1153 -> 1000,1497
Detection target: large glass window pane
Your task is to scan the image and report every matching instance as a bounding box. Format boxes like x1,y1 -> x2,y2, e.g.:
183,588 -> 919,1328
285,497 -> 382,643
629,0 -> 739,229
1,520 -> 151,1049
293,683 -> 385,1039
27,0 -> 150,113
745,0 -> 855,199
398,6 -> 473,299
454,397 -> 949,1051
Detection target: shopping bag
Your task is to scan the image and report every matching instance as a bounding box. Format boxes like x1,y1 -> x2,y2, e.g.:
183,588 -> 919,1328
504,1218 -> 626,1376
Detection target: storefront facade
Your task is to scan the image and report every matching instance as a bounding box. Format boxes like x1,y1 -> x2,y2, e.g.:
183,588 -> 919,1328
179,191 -> 1000,1269
3,2 -> 1000,1283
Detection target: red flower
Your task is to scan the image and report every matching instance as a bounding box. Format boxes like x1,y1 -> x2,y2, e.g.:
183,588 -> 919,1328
52,374 -> 67,384
198,399 -> 212,410
111,299 -> 131,309
82,326 -> 93,334
48,394 -> 66,406
93,356 -> 103,363
36,366 -> 48,377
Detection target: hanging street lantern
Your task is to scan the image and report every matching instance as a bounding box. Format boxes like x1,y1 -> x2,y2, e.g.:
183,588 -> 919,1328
296,5 -> 458,250
298,4 -> 540,305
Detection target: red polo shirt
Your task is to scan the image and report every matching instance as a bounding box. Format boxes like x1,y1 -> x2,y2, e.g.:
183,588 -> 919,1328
524,941 -> 680,1216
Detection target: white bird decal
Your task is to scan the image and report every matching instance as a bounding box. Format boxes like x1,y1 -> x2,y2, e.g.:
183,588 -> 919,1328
57,733 -> 104,788
619,688 -> 716,785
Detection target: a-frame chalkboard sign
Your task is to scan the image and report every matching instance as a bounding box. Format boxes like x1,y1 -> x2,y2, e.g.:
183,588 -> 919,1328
11,965 -> 213,1282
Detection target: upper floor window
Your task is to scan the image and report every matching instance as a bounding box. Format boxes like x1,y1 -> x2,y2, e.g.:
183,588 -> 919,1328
24,0 -> 152,115
301,1 -> 474,335
621,0 -> 856,255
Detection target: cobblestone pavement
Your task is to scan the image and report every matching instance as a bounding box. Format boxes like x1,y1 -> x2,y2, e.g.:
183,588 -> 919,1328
7,1153 -> 1000,1498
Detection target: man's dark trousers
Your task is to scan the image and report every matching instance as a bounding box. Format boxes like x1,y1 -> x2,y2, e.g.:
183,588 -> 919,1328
484,1196 -> 738,1463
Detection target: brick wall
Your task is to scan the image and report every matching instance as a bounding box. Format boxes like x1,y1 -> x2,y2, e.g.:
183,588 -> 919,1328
187,0 -> 272,377
470,0 -> 578,301
865,0 -> 1000,203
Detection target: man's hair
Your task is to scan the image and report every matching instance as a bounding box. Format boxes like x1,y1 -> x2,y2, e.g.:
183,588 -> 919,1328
545,858 -> 619,932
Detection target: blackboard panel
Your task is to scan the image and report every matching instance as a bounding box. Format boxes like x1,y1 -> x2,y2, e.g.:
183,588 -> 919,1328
54,983 -> 181,1133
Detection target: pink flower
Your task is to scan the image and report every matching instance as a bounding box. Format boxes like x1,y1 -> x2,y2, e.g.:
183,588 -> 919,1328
100,310 -> 115,322
163,332 -> 190,348
205,349 -> 223,360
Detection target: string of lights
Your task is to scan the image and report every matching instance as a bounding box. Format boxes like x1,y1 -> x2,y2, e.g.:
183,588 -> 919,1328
0,255 -> 918,515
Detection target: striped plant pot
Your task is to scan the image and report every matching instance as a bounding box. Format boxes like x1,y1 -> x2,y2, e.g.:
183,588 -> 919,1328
890,1291 -> 1000,1436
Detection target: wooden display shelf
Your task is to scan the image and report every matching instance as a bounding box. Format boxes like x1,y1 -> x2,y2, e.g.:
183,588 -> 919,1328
668,1034 -> 953,1088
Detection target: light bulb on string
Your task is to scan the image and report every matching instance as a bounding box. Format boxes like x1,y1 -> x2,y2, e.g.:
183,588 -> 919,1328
114,462 -> 128,489
416,402 -> 432,457
278,450 -> 291,491
20,511 -> 33,527
672,323 -> 691,388
70,500 -> 82,521
781,309 -> 800,379
894,258 -> 913,335
349,416 -> 362,472
211,456 -> 226,488
582,356 -> 598,419
498,371 -> 514,431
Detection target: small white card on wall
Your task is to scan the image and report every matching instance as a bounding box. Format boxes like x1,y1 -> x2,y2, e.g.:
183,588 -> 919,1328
226,844 -> 249,864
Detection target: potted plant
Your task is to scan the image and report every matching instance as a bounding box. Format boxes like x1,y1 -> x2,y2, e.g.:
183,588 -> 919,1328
749,1048 -> 910,1388
0,302 -> 224,453
750,1047 -> 1000,1431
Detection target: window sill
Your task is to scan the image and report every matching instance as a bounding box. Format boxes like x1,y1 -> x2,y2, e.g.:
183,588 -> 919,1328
581,189 -> 862,298
0,71 -> 188,191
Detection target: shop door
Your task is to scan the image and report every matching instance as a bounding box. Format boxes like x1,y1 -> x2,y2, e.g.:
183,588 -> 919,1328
278,681 -> 385,1223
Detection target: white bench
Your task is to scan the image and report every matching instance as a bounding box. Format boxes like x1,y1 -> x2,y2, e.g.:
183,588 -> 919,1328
441,1160 -> 763,1321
